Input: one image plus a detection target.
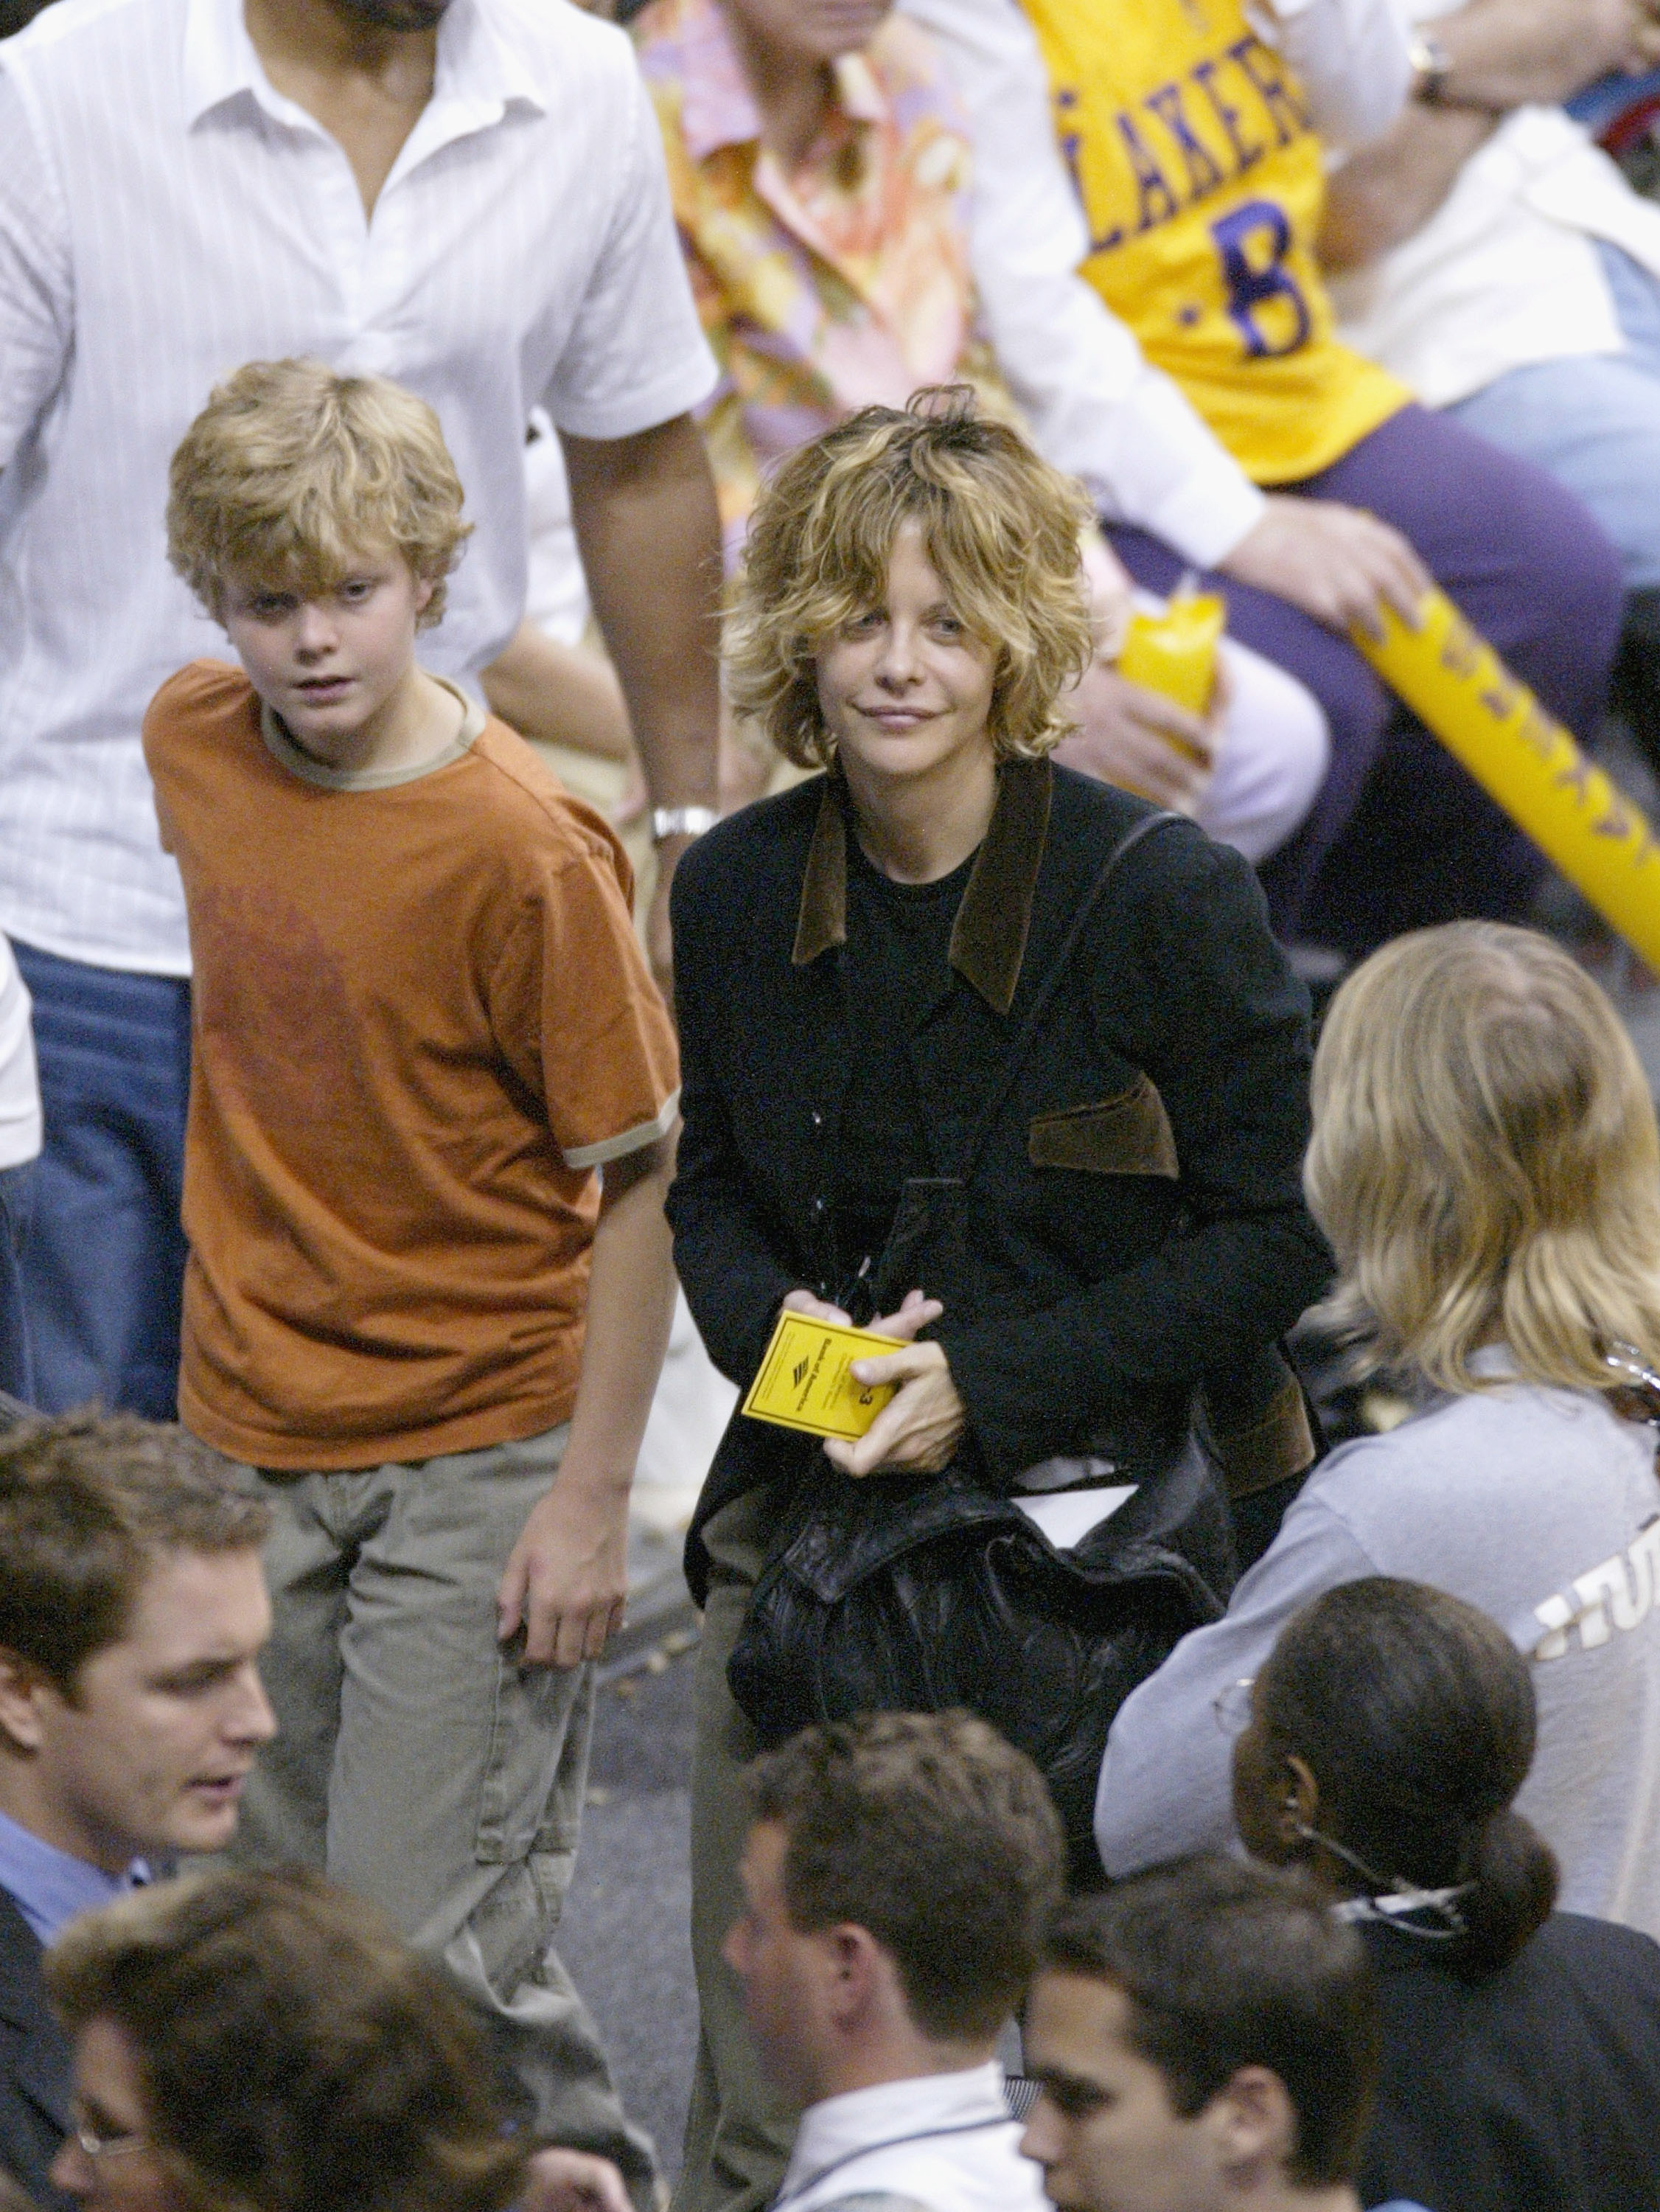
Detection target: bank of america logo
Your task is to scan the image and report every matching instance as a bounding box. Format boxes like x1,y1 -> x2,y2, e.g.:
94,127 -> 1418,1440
792,1357 -> 810,1388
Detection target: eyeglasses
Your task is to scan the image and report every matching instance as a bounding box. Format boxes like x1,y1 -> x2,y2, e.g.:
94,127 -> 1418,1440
1211,1676 -> 1255,1733
70,2121 -> 149,2161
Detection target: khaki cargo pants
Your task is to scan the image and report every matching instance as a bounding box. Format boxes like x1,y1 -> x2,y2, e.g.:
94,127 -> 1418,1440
228,1426 -> 659,2207
674,1485 -> 799,2212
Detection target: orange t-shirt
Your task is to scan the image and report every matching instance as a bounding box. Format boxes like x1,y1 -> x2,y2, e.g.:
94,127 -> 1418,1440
143,662 -> 680,1471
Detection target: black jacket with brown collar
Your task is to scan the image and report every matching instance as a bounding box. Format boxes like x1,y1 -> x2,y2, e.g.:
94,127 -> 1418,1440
667,759 -> 1332,1604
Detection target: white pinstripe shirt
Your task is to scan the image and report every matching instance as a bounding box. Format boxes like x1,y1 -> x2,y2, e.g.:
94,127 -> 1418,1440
0,0 -> 716,975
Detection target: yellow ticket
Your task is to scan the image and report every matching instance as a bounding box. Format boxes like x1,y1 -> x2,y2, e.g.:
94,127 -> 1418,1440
742,1310 -> 904,1441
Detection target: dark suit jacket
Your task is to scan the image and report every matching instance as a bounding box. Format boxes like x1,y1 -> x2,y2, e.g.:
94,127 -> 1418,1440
1361,1912 -> 1660,2211
669,761 -> 1332,1599
0,1885 -> 73,2206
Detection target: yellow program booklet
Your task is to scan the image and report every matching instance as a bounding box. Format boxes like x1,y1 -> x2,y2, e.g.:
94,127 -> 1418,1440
742,1310 -> 904,1441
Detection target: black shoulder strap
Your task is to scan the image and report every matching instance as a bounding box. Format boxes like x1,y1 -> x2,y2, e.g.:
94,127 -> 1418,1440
958,808 -> 1182,1187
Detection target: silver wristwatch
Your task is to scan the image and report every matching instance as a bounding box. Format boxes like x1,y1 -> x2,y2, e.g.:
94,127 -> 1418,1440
1407,29 -> 1453,105
650,804 -> 719,843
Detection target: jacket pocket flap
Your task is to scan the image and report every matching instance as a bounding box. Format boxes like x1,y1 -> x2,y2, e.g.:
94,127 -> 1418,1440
1028,1076 -> 1179,1178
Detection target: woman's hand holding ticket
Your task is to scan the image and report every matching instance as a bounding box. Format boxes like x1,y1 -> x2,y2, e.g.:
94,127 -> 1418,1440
821,1290 -> 964,1476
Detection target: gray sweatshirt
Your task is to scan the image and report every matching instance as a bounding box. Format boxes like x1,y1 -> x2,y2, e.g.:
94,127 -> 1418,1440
1095,1353 -> 1660,1937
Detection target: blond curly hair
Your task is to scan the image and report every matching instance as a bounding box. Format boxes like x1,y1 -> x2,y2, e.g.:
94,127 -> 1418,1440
167,358 -> 472,628
724,394 -> 1096,770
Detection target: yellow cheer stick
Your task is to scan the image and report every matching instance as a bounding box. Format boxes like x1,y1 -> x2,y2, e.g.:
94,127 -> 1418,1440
1117,585 -> 1226,717
1353,589 -> 1660,974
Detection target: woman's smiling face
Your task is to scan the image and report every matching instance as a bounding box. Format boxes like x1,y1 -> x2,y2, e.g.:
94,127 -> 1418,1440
814,520 -> 998,792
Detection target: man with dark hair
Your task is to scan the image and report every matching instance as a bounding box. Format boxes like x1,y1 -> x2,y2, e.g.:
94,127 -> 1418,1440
1021,1858 -> 1429,2212
0,1413 -> 274,2202
720,1711 -> 1064,2212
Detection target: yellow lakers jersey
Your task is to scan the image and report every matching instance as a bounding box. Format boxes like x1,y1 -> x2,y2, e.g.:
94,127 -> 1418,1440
1021,0 -> 1406,483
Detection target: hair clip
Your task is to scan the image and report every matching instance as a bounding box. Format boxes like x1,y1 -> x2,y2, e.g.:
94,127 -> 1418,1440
1602,1342 -> 1660,1425
1332,1884 -> 1472,1941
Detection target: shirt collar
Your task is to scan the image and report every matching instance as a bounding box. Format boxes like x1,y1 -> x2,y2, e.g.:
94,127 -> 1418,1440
0,1810 -> 146,1949
792,759 -> 1053,1017
182,0 -> 543,139
781,2062 -> 1011,2203
260,677 -> 484,792
662,0 -> 888,164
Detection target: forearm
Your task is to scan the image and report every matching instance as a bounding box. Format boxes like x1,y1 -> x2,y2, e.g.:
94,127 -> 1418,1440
1427,0 -> 1653,109
481,620 -> 633,763
1319,103 -> 1498,269
561,1137 -> 679,1492
562,415 -> 720,815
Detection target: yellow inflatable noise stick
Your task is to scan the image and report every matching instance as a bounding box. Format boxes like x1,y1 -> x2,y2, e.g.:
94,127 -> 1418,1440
1353,589 -> 1660,974
1117,585 -> 1225,718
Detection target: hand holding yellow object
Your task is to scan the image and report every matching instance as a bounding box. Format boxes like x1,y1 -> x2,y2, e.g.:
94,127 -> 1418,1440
1353,589 -> 1660,974
742,1309 -> 903,1441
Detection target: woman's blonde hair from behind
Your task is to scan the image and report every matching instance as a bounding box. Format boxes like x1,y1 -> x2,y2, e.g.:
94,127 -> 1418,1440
724,392 -> 1097,771
167,358 -> 472,627
1305,919 -> 1660,1396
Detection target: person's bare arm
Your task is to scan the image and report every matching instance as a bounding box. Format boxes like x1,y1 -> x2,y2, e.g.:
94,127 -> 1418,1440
1321,103 -> 1499,269
1323,0 -> 1660,269
496,1131 -> 679,1667
562,416 -> 722,993
1420,0 -> 1660,111
481,620 -> 634,762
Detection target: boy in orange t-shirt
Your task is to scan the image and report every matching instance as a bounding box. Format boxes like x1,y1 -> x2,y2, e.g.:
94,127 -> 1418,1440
144,358 -> 679,2197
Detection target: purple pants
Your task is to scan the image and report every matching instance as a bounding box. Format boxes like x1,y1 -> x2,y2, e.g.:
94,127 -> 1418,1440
1108,403 -> 1625,955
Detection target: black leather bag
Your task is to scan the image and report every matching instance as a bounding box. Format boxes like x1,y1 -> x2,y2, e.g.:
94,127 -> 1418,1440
725,812 -> 1236,1877
727,1438 -> 1233,1874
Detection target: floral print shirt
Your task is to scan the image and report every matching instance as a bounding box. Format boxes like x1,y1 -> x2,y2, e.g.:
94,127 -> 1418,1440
632,0 -> 1016,570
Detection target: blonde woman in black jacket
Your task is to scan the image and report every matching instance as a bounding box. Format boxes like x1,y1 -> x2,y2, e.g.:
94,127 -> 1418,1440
666,397 -> 1330,2212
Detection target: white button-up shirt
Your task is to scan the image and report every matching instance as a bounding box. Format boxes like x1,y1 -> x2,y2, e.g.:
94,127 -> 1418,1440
0,939 -> 41,1172
896,0 -> 1410,569
774,2064 -> 1046,2212
0,0 -> 716,975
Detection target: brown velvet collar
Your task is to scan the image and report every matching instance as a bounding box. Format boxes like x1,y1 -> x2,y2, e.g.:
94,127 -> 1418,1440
790,759 -> 1053,1016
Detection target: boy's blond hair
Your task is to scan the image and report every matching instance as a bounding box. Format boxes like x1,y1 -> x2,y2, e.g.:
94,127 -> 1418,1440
1305,920 -> 1660,1395
167,358 -> 472,627
724,392 -> 1095,770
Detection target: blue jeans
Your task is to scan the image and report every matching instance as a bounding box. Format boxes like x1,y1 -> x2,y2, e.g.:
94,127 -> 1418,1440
1450,241 -> 1660,591
10,943 -> 192,1419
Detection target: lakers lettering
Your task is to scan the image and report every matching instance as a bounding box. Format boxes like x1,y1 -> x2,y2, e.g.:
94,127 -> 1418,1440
1050,34 -> 1311,257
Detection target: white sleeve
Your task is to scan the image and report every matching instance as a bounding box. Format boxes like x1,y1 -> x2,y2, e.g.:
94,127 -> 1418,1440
0,937 -> 41,1172
0,66 -> 74,480
545,60 -> 718,442
1253,0 -> 1413,149
1095,1492 -> 1383,1875
899,0 -> 1266,570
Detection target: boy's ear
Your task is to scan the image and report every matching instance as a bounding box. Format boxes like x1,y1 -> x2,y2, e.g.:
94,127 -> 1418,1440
1203,2065 -> 1298,2180
413,574 -> 436,617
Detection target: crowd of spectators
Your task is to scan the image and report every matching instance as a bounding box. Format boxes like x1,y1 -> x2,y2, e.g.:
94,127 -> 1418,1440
4,1 -> 1660,2212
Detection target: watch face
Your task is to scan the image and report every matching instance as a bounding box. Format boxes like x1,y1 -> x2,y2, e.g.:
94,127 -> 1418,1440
1410,30 -> 1451,97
